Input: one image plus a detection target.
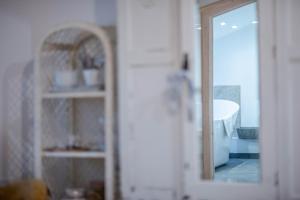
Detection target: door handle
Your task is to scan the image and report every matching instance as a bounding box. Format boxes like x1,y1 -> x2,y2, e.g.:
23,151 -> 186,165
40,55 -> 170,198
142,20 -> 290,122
165,53 -> 194,121
182,53 -> 189,71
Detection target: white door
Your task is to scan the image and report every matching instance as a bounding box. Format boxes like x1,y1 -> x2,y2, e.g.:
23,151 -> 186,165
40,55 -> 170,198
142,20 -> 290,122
118,0 -> 182,199
180,0 -> 278,199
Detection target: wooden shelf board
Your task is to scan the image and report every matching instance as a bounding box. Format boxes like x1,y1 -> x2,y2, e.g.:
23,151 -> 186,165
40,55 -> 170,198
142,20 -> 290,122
42,91 -> 106,99
42,151 -> 106,158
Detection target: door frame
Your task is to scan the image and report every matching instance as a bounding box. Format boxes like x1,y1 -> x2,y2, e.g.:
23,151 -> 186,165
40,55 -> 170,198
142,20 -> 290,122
201,0 -> 256,180
180,0 -> 278,199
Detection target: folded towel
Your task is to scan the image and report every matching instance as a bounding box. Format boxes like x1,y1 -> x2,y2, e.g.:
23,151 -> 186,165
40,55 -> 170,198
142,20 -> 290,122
223,110 -> 238,137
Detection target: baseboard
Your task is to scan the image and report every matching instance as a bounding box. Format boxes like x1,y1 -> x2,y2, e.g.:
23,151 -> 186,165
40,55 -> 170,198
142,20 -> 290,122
229,153 -> 260,159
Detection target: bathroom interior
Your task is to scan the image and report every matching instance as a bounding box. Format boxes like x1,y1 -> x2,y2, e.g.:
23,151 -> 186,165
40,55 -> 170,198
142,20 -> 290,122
194,1 -> 261,182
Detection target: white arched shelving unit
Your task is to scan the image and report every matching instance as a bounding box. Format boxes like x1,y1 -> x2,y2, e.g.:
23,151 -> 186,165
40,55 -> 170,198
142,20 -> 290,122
35,23 -> 114,200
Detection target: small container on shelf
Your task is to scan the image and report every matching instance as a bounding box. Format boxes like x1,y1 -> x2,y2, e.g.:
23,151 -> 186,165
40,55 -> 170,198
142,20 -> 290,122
53,69 -> 79,89
65,188 -> 85,199
80,52 -> 105,90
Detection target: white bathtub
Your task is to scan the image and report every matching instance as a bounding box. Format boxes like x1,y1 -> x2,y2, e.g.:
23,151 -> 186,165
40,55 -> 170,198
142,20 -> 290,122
213,99 -> 239,167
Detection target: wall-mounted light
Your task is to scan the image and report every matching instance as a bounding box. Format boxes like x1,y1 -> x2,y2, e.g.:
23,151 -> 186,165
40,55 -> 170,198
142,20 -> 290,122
252,20 -> 258,24
220,22 -> 227,26
231,25 -> 238,29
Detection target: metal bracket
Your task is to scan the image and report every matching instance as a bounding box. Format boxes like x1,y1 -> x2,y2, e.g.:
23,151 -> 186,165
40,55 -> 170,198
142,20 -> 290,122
182,195 -> 190,200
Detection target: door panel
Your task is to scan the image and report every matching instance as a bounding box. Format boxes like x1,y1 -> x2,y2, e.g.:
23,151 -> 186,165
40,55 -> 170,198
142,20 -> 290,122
118,0 -> 181,199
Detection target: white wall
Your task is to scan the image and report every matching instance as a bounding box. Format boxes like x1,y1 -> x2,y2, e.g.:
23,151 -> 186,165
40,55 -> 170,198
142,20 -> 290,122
0,0 -> 116,180
0,0 -> 116,54
214,25 -> 259,127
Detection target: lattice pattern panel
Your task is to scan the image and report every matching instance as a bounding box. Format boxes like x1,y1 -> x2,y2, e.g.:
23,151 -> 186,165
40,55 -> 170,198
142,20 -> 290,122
42,99 -> 73,149
74,99 -> 105,151
2,61 -> 34,181
42,158 -> 72,199
42,99 -> 105,151
42,158 -> 104,199
73,159 -> 105,187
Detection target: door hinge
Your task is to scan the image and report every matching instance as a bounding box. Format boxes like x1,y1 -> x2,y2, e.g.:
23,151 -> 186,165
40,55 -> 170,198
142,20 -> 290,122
173,191 -> 177,200
130,186 -> 136,193
184,162 -> 190,170
272,45 -> 277,59
274,172 -> 279,186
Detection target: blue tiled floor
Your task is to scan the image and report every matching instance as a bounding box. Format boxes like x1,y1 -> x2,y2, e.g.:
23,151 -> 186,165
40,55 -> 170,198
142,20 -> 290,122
214,159 -> 260,183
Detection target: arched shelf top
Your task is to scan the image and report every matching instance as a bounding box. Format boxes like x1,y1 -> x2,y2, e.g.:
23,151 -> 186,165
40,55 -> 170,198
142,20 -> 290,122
37,22 -> 113,62
36,22 -> 114,94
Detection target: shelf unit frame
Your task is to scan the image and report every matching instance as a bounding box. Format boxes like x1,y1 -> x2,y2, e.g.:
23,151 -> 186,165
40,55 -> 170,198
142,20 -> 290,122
34,23 -> 114,200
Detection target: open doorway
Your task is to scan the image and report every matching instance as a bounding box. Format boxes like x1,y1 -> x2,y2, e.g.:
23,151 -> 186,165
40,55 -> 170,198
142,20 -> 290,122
201,0 -> 261,182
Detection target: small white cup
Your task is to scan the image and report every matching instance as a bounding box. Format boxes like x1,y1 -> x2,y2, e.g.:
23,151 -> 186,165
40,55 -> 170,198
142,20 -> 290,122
83,69 -> 100,86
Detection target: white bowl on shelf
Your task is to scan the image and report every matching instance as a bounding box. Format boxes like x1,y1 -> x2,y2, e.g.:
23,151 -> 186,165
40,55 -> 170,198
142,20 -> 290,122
54,70 -> 78,89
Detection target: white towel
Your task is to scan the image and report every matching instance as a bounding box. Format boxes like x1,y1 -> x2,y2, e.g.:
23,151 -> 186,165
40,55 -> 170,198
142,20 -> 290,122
223,111 -> 238,137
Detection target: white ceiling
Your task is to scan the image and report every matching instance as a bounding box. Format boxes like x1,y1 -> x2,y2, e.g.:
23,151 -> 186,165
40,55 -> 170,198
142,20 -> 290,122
213,2 -> 258,39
